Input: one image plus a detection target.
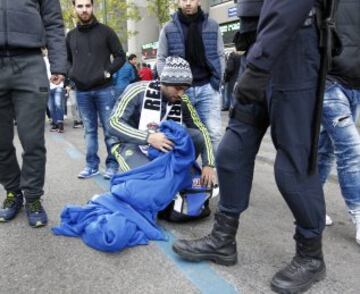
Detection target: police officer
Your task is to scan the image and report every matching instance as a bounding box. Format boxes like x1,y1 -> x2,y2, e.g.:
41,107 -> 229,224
172,1 -> 327,293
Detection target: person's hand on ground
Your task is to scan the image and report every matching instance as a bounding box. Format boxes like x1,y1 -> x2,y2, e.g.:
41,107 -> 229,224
201,166 -> 215,188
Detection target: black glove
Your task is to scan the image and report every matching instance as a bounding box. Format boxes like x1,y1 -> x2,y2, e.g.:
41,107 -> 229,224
233,64 -> 270,105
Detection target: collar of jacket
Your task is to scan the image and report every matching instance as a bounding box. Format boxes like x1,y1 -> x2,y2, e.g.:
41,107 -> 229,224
76,17 -> 99,32
172,9 -> 209,24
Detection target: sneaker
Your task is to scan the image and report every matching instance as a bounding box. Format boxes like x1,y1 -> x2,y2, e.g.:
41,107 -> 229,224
325,214 -> 333,226
78,167 -> 99,179
0,191 -> 23,222
57,122 -> 64,133
50,123 -> 58,132
73,120 -> 83,129
103,167 -> 117,180
25,199 -> 48,228
350,212 -> 360,246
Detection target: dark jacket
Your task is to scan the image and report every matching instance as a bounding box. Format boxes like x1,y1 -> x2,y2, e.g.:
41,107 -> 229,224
224,52 -> 241,84
66,19 -> 126,91
328,0 -> 360,89
109,81 -> 215,167
157,12 -> 225,91
242,0 -> 316,72
0,0 -> 67,74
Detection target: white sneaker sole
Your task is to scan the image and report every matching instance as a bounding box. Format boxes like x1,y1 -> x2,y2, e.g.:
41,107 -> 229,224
78,171 -> 99,179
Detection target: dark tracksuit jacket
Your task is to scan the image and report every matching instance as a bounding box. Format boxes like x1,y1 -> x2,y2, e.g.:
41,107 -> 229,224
109,81 -> 215,169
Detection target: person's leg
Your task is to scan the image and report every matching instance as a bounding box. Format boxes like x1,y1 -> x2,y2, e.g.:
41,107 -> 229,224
172,101 -> 268,265
69,89 -> 82,125
112,143 -> 150,172
317,127 -> 335,185
53,87 -> 65,131
269,25 -> 325,293
186,128 -> 204,160
0,69 -> 23,222
0,91 -> 21,194
186,84 -> 222,152
10,54 -> 49,226
76,90 -> 100,177
48,90 -> 58,131
95,86 -> 119,177
222,83 -> 230,111
320,83 -> 360,243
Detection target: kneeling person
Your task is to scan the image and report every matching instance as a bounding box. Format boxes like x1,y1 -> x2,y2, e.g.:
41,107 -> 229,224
109,56 -> 215,188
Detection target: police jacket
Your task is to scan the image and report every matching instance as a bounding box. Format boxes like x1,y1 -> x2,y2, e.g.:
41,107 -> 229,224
0,0 -> 67,74
109,81 -> 215,167
328,0 -> 360,89
157,12 -> 225,91
236,0 -> 317,72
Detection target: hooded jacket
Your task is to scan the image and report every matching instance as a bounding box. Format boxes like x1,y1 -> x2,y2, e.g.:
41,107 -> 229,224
66,18 -> 126,90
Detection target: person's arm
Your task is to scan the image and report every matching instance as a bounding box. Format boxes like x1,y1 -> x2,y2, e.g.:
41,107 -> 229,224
156,26 -> 168,76
217,26 -> 226,80
247,0 -> 316,72
106,27 -> 126,74
65,34 -> 73,75
109,83 -> 149,145
182,95 -> 215,168
40,0 -> 67,76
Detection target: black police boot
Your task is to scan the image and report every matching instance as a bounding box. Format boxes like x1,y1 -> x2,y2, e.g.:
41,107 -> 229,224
172,212 -> 239,266
271,234 -> 326,294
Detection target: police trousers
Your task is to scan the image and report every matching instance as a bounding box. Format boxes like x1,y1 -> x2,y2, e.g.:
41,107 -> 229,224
217,24 -> 326,239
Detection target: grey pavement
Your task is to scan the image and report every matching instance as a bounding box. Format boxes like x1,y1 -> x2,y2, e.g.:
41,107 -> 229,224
0,112 -> 359,294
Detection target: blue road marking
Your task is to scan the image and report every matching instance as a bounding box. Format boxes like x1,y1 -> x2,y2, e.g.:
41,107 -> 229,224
157,233 -> 238,293
49,133 -> 238,293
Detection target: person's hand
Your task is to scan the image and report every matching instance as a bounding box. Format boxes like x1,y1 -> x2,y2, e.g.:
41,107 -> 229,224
233,64 -> 270,105
201,166 -> 215,188
50,74 -> 65,85
147,132 -> 174,152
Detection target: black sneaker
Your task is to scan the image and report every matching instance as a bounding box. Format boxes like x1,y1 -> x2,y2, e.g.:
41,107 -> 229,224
57,122 -> 64,133
73,120 -> 83,129
50,123 -> 58,132
25,199 -> 48,228
0,191 -> 23,222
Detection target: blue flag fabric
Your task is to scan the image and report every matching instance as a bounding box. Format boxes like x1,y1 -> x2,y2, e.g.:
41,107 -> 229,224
52,121 -> 195,252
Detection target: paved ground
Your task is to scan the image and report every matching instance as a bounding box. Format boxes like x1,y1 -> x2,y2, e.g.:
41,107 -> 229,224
0,113 -> 359,294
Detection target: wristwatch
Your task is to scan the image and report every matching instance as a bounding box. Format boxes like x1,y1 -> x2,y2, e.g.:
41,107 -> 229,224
104,71 -> 111,79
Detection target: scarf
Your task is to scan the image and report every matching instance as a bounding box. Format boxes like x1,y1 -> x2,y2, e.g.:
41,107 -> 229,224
177,8 -> 207,68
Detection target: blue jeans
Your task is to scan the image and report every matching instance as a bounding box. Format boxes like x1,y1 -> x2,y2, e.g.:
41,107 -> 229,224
318,81 -> 360,217
186,83 -> 222,151
48,87 -> 65,124
223,80 -> 236,109
76,86 -> 118,170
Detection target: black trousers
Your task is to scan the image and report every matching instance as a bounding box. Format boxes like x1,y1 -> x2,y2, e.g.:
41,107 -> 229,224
0,53 -> 49,200
216,24 -> 326,239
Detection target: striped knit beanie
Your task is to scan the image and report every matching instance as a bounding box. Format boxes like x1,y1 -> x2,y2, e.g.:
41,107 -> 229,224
160,56 -> 193,86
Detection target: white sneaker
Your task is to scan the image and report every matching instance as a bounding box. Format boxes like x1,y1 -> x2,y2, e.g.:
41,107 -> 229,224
325,214 -> 333,226
349,210 -> 360,246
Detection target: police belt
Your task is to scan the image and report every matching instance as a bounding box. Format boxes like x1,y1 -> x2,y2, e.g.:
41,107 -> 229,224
229,106 -> 268,130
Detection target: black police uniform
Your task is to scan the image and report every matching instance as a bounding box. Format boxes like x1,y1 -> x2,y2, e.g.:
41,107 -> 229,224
172,1 -> 327,292
217,0 -> 326,239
